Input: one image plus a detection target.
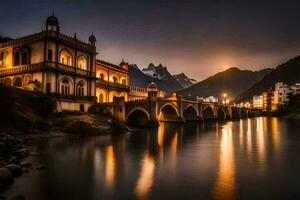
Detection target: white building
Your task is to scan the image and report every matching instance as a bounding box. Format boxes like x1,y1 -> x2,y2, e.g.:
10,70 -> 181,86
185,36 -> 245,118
273,82 -> 294,109
291,83 -> 300,95
253,95 -> 263,109
197,96 -> 218,103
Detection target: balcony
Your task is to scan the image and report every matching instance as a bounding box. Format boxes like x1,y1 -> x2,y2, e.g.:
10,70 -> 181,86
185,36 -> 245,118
0,62 -> 96,78
49,93 -> 97,101
46,62 -> 96,77
96,79 -> 129,91
0,63 -> 43,77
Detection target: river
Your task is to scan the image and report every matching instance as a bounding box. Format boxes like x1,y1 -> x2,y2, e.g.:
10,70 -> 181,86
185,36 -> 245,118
3,117 -> 300,200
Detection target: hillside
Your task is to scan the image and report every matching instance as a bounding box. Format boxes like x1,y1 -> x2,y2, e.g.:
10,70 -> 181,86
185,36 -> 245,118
129,64 -> 183,92
0,85 -> 56,130
237,56 -> 300,102
177,67 -> 273,100
173,73 -> 197,88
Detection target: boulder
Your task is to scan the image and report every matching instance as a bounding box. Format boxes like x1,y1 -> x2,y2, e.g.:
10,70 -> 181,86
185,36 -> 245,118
36,165 -> 46,170
0,167 -> 13,186
5,164 -> 23,177
0,161 -> 7,168
64,121 -> 98,135
20,161 -> 31,168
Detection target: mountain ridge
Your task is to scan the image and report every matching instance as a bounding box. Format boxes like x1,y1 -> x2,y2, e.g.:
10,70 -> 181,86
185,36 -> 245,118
177,67 -> 273,100
236,56 -> 300,102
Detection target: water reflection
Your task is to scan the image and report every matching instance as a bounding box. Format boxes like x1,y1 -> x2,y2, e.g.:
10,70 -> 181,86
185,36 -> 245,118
213,122 -> 236,200
105,145 -> 115,189
3,117 -> 299,200
135,152 -> 155,199
256,117 -> 266,170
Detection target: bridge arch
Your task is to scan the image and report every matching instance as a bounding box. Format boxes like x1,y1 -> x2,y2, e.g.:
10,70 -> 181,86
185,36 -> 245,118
202,105 -> 216,120
217,108 -> 226,121
158,103 -> 179,122
183,105 -> 198,121
224,107 -> 231,119
126,107 -> 151,126
241,110 -> 248,118
232,108 -> 240,119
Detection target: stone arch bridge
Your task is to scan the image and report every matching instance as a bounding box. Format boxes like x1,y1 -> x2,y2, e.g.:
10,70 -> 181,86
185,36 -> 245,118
94,95 -> 259,127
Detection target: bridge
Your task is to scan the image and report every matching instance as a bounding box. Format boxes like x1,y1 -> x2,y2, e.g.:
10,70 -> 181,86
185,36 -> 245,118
92,83 -> 259,127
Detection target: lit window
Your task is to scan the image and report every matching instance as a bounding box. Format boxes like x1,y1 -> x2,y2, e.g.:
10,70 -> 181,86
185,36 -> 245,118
77,55 -> 87,70
77,83 -> 84,96
60,49 -> 72,66
61,79 -> 70,95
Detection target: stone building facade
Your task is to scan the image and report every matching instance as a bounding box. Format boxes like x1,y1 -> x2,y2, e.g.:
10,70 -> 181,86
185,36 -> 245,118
0,15 -> 97,111
95,60 -> 129,103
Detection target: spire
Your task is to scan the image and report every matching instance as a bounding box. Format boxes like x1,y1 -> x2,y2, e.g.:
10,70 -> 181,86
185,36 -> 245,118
74,32 -> 77,40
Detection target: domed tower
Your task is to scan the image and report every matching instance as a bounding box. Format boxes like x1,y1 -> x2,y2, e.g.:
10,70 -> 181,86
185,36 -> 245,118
89,33 -> 96,47
147,82 -> 158,101
45,14 -> 59,32
119,58 -> 128,70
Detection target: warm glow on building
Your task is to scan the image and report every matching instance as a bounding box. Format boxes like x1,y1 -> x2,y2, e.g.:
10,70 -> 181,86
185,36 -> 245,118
95,60 -> 129,103
253,95 -> 263,109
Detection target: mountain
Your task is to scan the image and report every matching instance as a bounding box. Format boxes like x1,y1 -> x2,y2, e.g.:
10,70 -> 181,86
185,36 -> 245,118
129,64 -> 183,92
0,36 -> 12,43
236,56 -> 300,102
177,67 -> 273,100
173,73 -> 197,88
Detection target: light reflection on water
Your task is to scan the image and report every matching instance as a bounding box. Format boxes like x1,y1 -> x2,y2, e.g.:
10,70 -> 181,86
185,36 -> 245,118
3,117 -> 300,200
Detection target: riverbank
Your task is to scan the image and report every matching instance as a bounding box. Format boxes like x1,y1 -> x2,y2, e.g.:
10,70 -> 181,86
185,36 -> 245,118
0,85 -> 133,198
0,111 -> 131,199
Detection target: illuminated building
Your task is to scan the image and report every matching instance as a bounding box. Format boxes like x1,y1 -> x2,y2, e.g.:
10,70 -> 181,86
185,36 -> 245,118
273,82 -> 293,109
95,60 -> 129,102
253,95 -> 263,109
262,89 -> 276,112
128,85 -> 167,101
0,15 -> 97,111
197,96 -> 218,103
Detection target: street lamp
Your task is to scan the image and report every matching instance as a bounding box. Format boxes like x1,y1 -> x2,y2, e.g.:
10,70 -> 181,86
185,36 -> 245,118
222,93 -> 229,105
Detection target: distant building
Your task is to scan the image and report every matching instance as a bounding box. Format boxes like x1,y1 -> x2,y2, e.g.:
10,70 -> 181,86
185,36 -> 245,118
197,96 -> 218,103
262,89 -> 276,112
0,15 -> 97,112
253,95 -> 263,109
129,86 -> 148,101
291,83 -> 300,95
129,85 -> 167,101
95,60 -> 129,103
274,82 -> 294,109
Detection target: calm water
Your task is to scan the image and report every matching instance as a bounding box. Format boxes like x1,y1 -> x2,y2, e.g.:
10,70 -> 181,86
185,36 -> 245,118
3,117 -> 300,200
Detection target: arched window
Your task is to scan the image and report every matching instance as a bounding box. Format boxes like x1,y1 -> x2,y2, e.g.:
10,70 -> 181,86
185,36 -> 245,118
77,82 -> 84,96
60,49 -> 72,66
21,51 -> 28,65
3,78 -> 11,86
0,52 -> 4,67
77,55 -> 87,70
121,78 -> 126,85
24,75 -> 32,85
14,77 -> 22,87
61,79 -> 70,95
100,73 -> 104,80
99,93 -> 104,103
113,76 -> 118,83
14,51 -> 20,66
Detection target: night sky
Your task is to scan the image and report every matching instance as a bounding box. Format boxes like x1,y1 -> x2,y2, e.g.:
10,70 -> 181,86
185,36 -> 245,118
1,0 -> 300,80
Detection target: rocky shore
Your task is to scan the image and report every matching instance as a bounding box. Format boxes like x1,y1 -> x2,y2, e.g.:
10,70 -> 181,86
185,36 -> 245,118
0,132 -> 46,200
0,112 -> 131,200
